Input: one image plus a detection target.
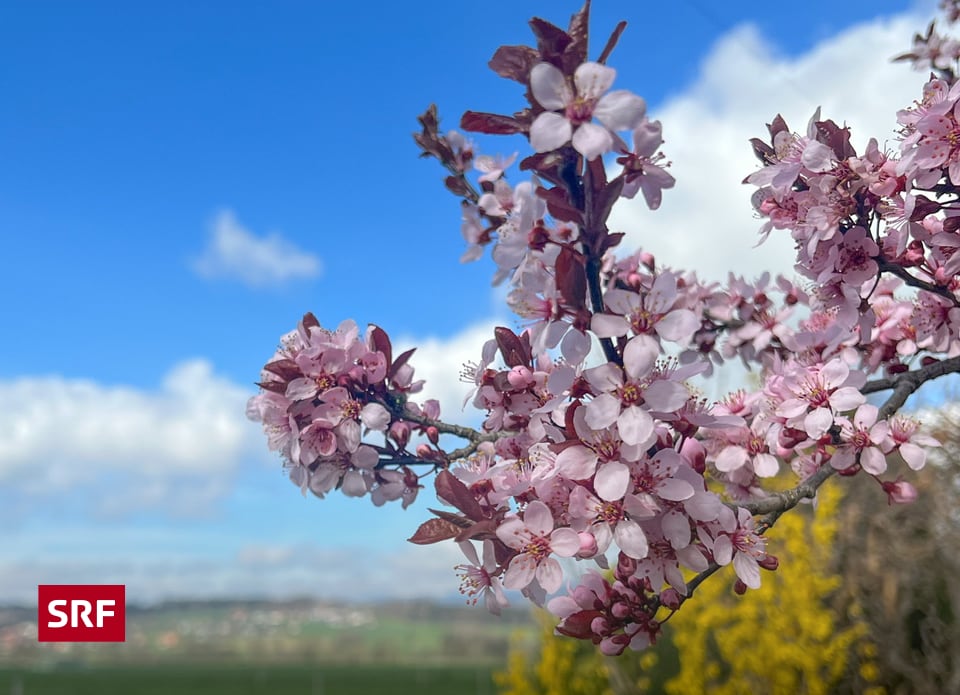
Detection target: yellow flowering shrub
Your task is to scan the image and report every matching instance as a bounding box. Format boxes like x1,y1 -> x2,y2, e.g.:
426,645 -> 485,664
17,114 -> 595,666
497,481 -> 882,694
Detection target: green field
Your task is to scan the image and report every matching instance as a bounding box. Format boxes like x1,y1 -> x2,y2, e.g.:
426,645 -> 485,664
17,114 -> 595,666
0,664 -> 497,695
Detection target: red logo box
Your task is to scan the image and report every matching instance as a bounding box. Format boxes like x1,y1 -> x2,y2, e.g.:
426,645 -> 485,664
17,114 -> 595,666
38,585 -> 126,642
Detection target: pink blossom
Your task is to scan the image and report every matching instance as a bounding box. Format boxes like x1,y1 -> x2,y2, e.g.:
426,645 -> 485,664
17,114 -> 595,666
885,414 -> 940,470
496,501 -> 581,593
882,479 -> 919,505
618,119 -> 675,209
712,507 -> 767,590
529,61 -> 646,160
830,404 -> 889,474
455,541 -> 509,614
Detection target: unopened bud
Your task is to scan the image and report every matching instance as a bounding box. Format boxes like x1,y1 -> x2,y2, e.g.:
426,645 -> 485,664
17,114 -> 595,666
758,555 -> 779,571
836,463 -> 860,477
576,532 -> 598,558
659,588 -> 682,610
680,438 -> 706,474
882,479 -> 918,505
426,426 -> 440,445
733,579 -> 748,596
506,365 -> 533,389
616,553 -> 638,580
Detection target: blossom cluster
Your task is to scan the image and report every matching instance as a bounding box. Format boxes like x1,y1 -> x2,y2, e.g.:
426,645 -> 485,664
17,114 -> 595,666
249,1 -> 958,655
247,313 -> 442,507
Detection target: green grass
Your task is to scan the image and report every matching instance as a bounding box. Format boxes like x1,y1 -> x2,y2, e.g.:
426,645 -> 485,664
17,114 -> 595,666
0,664 -> 497,695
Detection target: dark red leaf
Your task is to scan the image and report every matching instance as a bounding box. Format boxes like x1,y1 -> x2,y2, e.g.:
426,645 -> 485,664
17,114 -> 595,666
768,114 -> 789,141
945,216 -> 960,233
564,1 -> 590,69
489,44 -> 540,83
597,20 -> 627,64
369,325 -> 393,367
519,151 -> 566,187
255,380 -> 287,394
529,17 -> 573,67
594,176 -> 625,228
435,470 -> 485,520
460,111 -> 525,135
556,246 -> 587,311
556,610 -> 605,640
445,176 -> 472,197
301,312 -> 320,331
495,326 -> 530,368
814,120 -> 856,160
408,517 -> 462,545
417,104 -> 439,132
427,508 -> 473,529
388,347 -> 417,380
598,231 -> 625,255
263,359 -> 301,381
537,185 -> 584,225
455,519 -> 500,543
749,137 -> 776,166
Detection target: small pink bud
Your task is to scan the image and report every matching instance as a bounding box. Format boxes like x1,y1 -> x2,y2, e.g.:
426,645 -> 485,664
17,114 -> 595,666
882,479 -> 918,505
426,426 -> 440,445
389,421 -> 411,448
680,438 -> 706,474
507,365 -> 534,389
733,579 -> 748,596
659,588 -> 682,610
616,553 -> 638,580
576,532 -> 598,558
415,443 -> 433,458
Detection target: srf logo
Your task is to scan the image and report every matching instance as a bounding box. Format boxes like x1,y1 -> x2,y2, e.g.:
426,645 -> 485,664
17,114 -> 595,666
38,585 -> 126,642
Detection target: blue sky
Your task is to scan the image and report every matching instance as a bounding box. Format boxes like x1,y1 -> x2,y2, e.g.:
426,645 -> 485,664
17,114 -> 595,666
0,0 -> 938,604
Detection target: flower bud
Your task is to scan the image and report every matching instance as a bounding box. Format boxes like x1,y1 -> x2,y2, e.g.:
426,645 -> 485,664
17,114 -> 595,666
733,579 -> 748,596
758,554 -> 779,571
659,588 -> 682,610
680,438 -> 706,474
576,532 -> 598,558
426,426 -> 440,445
882,479 -> 918,505
507,365 -> 534,389
616,553 -> 638,580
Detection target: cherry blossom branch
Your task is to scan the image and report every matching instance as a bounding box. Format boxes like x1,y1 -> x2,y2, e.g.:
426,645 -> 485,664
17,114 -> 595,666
862,354 -> 960,404
878,258 -> 960,307
742,463 -> 838,519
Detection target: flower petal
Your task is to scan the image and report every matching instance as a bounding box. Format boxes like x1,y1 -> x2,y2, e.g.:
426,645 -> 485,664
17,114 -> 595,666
594,90 -> 646,131
573,62 -> 616,100
523,501 -> 555,537
530,62 -> 570,110
614,520 -> 648,559
595,462 -> 630,501
572,122 -> 613,160
618,405 -> 654,447
530,112 -> 572,153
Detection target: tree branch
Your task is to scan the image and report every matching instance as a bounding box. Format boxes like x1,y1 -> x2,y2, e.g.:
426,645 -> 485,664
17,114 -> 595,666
862,354 -> 960,404
878,259 -> 960,307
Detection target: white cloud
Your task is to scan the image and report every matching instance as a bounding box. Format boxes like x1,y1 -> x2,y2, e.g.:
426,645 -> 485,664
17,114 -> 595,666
192,210 -> 322,287
0,538 -> 466,604
396,319 -> 503,423
0,360 -> 262,513
610,12 -> 927,283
